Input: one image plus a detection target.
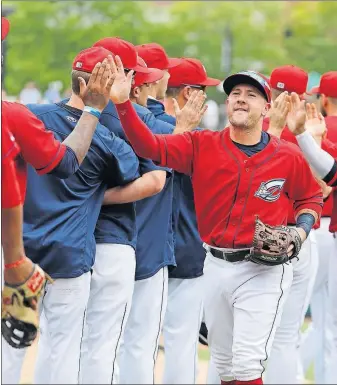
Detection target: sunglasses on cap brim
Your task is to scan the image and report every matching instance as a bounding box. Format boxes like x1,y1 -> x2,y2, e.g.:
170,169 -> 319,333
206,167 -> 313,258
182,84 -> 206,91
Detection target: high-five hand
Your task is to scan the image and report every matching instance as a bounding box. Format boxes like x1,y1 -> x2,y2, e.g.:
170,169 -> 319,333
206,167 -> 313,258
268,91 -> 290,137
108,55 -> 134,104
286,92 -> 307,135
305,103 -> 327,139
79,56 -> 116,112
173,90 -> 208,134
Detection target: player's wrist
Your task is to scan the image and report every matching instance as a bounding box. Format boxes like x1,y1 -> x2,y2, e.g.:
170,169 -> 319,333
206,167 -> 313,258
292,124 -> 306,136
83,106 -> 102,118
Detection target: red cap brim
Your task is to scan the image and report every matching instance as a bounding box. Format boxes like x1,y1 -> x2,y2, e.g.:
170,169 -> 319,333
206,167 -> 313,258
132,64 -> 151,73
134,68 -> 164,87
2,17 -> 10,41
198,77 -> 221,87
167,58 -> 183,69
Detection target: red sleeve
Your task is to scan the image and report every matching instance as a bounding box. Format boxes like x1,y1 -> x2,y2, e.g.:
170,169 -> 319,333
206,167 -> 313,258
322,139 -> 337,159
1,159 -> 22,208
285,149 -> 323,222
115,100 -> 195,175
4,102 -> 66,174
1,117 -> 20,164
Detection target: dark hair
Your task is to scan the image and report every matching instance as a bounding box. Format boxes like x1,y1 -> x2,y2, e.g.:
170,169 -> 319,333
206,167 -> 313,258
71,70 -> 91,95
166,86 -> 183,98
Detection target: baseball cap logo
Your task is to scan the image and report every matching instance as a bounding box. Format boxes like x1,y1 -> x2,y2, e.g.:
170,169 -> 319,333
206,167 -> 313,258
277,81 -> 285,89
75,62 -> 83,69
237,71 -> 271,90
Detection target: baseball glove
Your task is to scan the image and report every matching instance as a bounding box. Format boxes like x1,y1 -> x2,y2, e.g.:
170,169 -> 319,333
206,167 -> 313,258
245,217 -> 302,266
1,264 -> 51,349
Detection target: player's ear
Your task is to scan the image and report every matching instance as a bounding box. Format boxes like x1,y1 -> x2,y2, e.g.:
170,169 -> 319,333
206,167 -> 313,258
262,102 -> 270,116
183,86 -> 190,101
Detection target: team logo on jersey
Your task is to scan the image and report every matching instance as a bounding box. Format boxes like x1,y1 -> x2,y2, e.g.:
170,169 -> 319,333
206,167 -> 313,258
254,178 -> 286,202
66,116 -> 77,123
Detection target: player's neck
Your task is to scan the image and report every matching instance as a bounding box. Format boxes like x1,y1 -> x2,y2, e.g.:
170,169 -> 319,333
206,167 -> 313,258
164,97 -> 176,117
229,125 -> 262,145
67,94 -> 85,111
147,88 -> 157,100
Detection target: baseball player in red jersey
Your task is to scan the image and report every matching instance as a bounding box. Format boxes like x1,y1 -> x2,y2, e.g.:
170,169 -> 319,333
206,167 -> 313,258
261,66 -> 319,384
1,16 -> 117,349
107,58 -> 323,384
299,72 -> 337,383
285,99 -> 337,384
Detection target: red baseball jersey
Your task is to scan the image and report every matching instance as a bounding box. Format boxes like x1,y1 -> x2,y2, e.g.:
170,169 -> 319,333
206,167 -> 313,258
263,117 -> 334,224
2,122 -> 21,208
154,128 -> 322,248
1,101 -> 66,201
320,138 -> 337,233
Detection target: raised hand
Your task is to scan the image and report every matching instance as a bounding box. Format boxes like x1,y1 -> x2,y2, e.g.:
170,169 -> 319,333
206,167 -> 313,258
108,55 -> 134,104
173,90 -> 208,134
268,91 -> 290,137
286,92 -> 307,135
305,103 -> 327,139
79,56 -> 116,112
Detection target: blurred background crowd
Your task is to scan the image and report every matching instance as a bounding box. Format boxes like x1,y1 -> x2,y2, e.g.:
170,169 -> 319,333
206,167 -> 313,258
2,0 -> 336,130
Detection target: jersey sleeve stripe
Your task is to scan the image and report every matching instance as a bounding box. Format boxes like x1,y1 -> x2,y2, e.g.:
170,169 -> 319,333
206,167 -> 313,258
35,143 -> 67,175
323,160 -> 337,187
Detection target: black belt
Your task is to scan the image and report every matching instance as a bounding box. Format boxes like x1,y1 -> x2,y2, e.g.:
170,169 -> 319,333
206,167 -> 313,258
209,247 -> 251,263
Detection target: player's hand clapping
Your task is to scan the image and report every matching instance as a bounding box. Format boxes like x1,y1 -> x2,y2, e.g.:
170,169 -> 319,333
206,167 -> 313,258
173,90 -> 208,134
286,92 -> 307,136
108,55 -> 134,105
268,91 -> 290,137
305,103 -> 327,141
79,57 -> 116,112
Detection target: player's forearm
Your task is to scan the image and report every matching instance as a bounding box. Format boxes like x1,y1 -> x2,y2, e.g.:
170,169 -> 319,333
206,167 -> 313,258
62,112 -> 99,165
296,131 -> 337,186
267,125 -> 283,138
103,171 -> 165,204
115,100 -> 162,162
1,206 -> 26,264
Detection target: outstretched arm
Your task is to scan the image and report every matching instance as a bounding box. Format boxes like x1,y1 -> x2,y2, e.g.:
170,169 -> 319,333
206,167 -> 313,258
286,95 -> 337,187
109,56 -> 198,175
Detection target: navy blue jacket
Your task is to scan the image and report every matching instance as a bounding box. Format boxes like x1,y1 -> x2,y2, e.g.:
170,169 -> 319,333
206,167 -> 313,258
24,102 -> 139,279
147,98 -> 206,279
98,101 -> 176,280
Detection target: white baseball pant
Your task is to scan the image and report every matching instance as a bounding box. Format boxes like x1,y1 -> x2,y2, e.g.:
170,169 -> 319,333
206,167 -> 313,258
263,231 -> 318,384
79,243 -> 136,384
162,276 -> 204,384
326,233 -> 337,384
300,218 -> 334,383
203,251 -> 293,382
117,266 -> 168,384
207,356 -> 221,384
6,272 -> 91,385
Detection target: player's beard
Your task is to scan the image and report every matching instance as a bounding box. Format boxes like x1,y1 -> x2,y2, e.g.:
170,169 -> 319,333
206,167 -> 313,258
228,110 -> 255,130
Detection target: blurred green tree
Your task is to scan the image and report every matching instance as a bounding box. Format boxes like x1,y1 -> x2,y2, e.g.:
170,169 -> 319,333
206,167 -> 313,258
3,0 -> 336,97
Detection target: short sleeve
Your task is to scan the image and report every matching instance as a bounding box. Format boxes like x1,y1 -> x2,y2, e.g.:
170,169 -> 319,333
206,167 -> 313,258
2,115 -> 20,164
106,135 -> 140,186
7,102 -> 66,174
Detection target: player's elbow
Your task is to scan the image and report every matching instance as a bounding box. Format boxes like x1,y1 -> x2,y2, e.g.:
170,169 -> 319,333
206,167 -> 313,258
144,170 -> 166,197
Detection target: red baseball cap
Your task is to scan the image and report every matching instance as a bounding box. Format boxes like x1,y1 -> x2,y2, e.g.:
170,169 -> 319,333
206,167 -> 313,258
319,71 -> 337,98
2,17 -> 10,41
133,57 -> 164,88
135,43 -> 182,70
223,70 -> 271,103
168,58 -> 220,88
93,37 -> 149,73
72,47 -> 114,73
270,65 -> 308,94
